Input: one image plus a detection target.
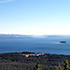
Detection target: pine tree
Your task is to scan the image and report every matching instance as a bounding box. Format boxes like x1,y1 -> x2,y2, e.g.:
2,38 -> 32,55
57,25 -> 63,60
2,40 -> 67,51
58,62 -> 63,70
56,62 -> 63,70
63,58 -> 70,70
34,62 -> 43,70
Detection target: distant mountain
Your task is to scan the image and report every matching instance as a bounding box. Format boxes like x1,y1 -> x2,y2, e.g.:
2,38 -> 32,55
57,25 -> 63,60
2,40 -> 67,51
0,34 -> 70,39
0,34 -> 33,39
32,35 -> 65,38
40,35 -> 70,38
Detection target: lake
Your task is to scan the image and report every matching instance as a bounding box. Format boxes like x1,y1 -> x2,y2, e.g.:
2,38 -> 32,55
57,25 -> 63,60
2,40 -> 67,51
0,37 -> 70,55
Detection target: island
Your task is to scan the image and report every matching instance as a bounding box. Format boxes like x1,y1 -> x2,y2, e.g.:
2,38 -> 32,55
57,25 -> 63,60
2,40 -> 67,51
59,41 -> 66,44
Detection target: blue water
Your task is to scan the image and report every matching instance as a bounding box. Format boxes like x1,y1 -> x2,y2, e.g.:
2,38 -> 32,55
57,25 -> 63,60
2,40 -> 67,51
0,38 -> 70,55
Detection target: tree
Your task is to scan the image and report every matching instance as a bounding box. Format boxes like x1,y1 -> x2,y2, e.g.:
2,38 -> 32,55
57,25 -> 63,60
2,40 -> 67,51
63,58 -> 70,70
34,62 -> 43,70
56,62 -> 63,70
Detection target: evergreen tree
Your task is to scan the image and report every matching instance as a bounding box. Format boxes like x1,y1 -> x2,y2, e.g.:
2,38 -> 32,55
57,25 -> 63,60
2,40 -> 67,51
34,62 -> 43,70
56,62 -> 63,70
58,62 -> 63,70
63,58 -> 70,70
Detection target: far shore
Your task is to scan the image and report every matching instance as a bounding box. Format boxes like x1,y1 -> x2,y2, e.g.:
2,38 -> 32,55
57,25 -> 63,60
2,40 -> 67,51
0,51 -> 70,56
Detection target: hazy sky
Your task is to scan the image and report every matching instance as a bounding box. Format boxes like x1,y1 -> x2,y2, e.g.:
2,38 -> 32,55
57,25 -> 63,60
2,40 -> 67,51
0,0 -> 70,35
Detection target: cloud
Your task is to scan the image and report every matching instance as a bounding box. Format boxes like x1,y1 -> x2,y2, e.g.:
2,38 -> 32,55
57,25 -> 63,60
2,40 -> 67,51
0,0 -> 12,3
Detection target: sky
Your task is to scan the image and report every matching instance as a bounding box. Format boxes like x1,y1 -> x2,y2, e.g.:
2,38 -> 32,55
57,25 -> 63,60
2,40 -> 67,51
0,0 -> 70,35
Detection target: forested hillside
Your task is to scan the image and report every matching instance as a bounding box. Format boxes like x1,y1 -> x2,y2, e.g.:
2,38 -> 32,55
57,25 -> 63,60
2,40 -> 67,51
0,52 -> 70,70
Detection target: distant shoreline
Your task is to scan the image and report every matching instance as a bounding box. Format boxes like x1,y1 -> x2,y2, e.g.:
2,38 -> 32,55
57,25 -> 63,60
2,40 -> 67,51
0,51 -> 70,56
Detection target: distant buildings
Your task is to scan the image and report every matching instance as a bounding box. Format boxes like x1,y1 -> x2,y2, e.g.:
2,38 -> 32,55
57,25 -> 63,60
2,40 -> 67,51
20,53 -> 44,57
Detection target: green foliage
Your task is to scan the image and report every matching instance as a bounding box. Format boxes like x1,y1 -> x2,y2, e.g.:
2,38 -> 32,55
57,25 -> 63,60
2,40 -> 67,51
56,58 -> 70,70
55,62 -> 62,70
34,62 -> 41,70
58,62 -> 63,70
34,62 -> 44,70
63,58 -> 70,70
1,52 -> 70,70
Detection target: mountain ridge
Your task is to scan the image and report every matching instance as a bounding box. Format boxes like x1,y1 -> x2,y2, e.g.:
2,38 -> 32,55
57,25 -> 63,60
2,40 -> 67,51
0,34 -> 70,39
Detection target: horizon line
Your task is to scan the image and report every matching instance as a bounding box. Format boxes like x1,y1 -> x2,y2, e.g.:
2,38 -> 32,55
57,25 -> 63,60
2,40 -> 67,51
0,33 -> 70,36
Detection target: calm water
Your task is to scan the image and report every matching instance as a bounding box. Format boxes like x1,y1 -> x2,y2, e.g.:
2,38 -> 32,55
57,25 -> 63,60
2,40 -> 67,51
0,37 -> 70,55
